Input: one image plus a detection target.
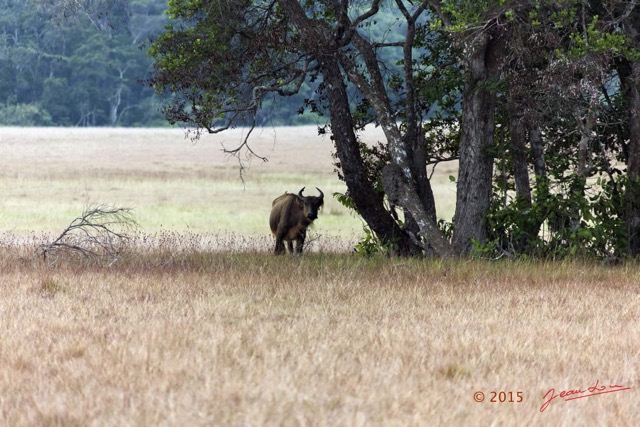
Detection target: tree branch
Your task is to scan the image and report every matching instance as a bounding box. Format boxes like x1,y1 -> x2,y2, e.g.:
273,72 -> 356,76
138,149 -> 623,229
39,205 -> 138,263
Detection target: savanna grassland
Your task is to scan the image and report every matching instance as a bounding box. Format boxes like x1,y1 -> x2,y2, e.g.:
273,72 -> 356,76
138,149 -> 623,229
0,127 -> 638,426
0,126 -> 363,238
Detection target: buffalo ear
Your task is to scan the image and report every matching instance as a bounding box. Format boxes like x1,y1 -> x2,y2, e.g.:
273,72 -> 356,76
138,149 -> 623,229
294,194 -> 305,207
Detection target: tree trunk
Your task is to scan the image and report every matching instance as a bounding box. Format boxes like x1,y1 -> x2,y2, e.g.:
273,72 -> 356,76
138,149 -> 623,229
381,163 -> 454,257
527,126 -> 549,240
452,33 -> 502,255
319,57 -> 419,255
509,110 -> 537,251
529,127 -> 546,183
510,113 -> 531,206
620,60 -> 640,255
278,0 -> 420,255
575,108 -> 595,179
344,21 -> 452,256
402,129 -> 439,256
375,116 -> 452,256
110,84 -> 123,126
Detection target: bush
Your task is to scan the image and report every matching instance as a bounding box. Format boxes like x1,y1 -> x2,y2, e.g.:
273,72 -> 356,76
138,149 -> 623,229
0,103 -> 52,126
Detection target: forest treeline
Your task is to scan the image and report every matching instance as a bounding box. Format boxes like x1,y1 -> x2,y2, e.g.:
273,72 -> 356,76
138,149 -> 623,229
0,0 -> 359,127
0,0 -> 166,126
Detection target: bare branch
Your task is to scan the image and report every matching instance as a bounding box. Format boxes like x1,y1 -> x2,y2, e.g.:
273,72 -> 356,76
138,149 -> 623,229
197,58 -> 314,180
39,205 -> 138,264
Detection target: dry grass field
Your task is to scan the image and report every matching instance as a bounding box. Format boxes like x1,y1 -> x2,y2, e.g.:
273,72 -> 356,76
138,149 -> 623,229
0,248 -> 638,426
0,127 -> 638,426
0,126 -> 456,241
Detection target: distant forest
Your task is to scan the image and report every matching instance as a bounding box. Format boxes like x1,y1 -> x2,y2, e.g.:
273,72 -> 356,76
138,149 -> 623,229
0,0 -> 407,127
0,0 -> 168,126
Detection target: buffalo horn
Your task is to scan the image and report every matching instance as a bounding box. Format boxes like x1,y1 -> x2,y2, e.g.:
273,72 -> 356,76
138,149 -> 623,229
298,187 -> 306,199
316,187 -> 324,199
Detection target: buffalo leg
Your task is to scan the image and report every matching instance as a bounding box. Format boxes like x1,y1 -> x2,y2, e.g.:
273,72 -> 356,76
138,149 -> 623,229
274,236 -> 286,255
295,230 -> 306,254
287,241 -> 294,253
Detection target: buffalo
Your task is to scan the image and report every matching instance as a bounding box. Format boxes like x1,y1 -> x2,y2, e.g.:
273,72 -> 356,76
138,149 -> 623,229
270,187 -> 324,254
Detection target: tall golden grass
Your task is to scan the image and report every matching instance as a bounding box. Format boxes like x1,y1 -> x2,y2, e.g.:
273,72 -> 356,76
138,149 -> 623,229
1,128 -> 637,425
0,237 -> 638,426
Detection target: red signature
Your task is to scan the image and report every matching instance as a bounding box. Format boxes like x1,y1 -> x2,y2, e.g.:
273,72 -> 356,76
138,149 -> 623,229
540,380 -> 632,412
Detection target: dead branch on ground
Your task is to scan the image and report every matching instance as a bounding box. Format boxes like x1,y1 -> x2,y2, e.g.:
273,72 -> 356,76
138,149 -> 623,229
39,205 -> 138,263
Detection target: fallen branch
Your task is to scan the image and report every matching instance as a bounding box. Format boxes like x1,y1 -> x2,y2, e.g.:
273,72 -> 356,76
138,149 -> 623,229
39,205 -> 138,263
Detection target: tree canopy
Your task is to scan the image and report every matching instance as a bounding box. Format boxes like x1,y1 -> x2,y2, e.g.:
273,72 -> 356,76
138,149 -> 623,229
149,0 -> 640,259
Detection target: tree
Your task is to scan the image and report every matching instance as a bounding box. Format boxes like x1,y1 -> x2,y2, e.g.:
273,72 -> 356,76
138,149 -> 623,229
610,3 -> 640,255
149,0 -> 640,259
481,0 -> 640,258
430,1 -> 509,255
149,0 -> 472,256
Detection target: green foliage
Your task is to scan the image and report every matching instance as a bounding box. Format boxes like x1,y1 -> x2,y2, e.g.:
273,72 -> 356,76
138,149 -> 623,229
439,0 -> 494,32
333,192 -> 356,211
353,225 -> 389,256
0,103 -> 52,125
149,0 -> 309,128
467,0 -> 640,260
333,191 -> 388,256
567,15 -> 640,61
484,164 -> 631,260
0,0 -> 168,126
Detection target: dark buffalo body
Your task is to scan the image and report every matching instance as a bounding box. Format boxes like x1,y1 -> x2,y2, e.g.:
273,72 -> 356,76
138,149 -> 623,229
270,187 -> 324,254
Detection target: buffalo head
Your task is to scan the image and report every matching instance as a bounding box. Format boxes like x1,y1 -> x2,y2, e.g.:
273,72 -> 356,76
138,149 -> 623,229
297,187 -> 324,221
